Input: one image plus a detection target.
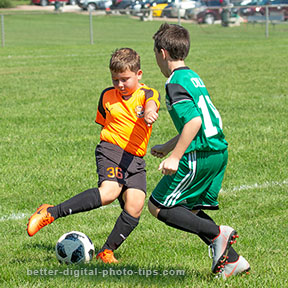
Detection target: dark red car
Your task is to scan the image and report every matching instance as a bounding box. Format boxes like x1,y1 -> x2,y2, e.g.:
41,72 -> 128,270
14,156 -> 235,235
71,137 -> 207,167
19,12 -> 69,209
239,0 -> 260,16
256,0 -> 288,21
187,0 -> 223,24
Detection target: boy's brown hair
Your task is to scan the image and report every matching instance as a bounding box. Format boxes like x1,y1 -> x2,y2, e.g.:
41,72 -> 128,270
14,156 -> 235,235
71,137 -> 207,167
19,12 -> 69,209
109,48 -> 141,73
153,23 -> 190,61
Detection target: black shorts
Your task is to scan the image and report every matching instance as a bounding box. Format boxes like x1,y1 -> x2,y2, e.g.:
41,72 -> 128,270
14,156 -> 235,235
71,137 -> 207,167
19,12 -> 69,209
95,141 -> 147,195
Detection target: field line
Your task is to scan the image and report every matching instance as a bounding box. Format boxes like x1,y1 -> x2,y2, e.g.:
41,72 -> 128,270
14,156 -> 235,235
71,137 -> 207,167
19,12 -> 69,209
1,180 -> 287,222
1,54 -> 101,60
0,212 -> 28,222
0,204 -> 120,222
221,179 -> 288,194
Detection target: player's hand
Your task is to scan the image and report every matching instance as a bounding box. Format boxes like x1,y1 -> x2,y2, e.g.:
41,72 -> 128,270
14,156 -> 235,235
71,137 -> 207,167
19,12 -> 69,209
158,157 -> 179,175
144,111 -> 158,127
151,144 -> 168,158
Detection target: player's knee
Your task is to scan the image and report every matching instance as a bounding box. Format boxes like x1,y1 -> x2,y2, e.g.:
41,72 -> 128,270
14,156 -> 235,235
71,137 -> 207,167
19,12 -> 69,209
124,205 -> 143,218
124,197 -> 145,218
148,199 -> 159,218
123,189 -> 145,218
99,184 -> 121,205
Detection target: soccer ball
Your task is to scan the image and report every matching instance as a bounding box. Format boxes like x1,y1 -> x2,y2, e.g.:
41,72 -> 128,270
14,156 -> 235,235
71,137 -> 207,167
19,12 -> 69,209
55,231 -> 95,264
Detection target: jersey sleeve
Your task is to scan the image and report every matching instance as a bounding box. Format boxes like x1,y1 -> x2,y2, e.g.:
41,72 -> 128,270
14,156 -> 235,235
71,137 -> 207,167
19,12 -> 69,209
173,100 -> 200,125
141,87 -> 161,111
166,83 -> 200,124
95,88 -> 113,126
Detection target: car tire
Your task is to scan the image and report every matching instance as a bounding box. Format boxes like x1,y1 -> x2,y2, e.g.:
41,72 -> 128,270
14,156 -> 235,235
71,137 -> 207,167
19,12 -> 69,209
204,13 -> 215,24
119,7 -> 130,14
87,3 -> 97,10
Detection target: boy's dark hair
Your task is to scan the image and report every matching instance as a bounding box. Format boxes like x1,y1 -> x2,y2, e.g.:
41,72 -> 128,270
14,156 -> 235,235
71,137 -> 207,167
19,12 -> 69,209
153,23 -> 190,61
110,48 -> 141,73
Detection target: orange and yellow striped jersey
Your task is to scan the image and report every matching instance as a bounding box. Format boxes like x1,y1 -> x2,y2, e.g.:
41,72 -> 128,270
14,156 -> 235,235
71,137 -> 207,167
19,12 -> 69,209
95,84 -> 160,157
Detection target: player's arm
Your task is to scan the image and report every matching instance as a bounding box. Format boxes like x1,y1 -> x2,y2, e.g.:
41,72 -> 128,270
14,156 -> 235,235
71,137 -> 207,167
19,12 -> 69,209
159,116 -> 202,175
151,135 -> 179,158
144,100 -> 159,127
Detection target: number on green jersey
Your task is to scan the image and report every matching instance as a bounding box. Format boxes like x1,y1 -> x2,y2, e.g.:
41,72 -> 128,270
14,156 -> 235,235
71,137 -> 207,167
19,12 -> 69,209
198,95 -> 223,138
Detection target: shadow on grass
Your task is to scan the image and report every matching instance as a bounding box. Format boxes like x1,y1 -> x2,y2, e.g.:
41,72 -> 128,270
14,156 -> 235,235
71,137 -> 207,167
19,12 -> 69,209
24,242 -> 55,252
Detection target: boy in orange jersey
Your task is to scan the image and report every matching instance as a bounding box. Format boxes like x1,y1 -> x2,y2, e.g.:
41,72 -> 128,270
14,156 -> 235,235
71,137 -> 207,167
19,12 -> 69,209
27,48 -> 160,263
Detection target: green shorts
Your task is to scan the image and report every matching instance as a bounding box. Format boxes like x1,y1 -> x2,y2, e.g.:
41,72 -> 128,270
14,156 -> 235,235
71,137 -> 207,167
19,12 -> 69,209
150,149 -> 228,210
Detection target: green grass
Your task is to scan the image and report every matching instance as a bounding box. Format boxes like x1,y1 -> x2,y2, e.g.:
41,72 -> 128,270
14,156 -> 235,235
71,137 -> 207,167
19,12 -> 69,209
0,0 -> 30,8
13,0 -> 31,5
11,0 -> 31,7
1,14 -> 288,287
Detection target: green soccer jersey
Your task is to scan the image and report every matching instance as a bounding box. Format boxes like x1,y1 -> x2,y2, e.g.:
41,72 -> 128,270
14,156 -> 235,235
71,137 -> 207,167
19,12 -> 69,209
165,67 -> 228,152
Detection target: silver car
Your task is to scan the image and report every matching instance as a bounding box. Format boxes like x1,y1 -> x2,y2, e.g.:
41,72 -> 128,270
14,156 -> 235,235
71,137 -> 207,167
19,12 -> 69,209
162,0 -> 198,18
77,0 -> 112,10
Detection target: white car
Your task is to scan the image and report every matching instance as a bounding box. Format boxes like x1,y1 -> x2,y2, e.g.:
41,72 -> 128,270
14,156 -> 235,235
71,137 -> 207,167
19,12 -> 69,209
162,0 -> 198,18
77,0 -> 112,10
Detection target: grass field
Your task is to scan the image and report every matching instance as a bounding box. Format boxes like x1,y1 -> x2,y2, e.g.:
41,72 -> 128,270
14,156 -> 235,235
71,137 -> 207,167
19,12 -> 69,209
0,13 -> 288,287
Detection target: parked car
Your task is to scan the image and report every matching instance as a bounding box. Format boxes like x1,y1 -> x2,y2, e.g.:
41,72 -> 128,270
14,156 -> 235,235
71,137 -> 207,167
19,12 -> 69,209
256,0 -> 288,20
239,0 -> 259,16
151,0 -> 173,16
109,0 -> 134,12
239,0 -> 260,16
31,0 -> 73,6
162,0 -> 198,18
77,0 -> 112,10
129,0 -> 154,16
186,0 -> 223,24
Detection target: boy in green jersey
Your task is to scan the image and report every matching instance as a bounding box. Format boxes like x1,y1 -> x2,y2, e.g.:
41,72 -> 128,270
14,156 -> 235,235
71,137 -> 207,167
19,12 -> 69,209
148,23 -> 250,279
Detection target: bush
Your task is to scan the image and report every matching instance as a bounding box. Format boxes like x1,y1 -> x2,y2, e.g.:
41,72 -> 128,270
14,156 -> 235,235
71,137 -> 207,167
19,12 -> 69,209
0,0 -> 13,8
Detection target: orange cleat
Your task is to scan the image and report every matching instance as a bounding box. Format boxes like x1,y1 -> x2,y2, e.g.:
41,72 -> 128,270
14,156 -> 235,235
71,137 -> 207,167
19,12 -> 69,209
96,249 -> 118,264
26,204 -> 55,237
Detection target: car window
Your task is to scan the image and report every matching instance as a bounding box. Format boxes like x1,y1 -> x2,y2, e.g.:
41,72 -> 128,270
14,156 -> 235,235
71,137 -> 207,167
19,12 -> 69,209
258,0 -> 268,5
155,0 -> 170,3
201,0 -> 221,6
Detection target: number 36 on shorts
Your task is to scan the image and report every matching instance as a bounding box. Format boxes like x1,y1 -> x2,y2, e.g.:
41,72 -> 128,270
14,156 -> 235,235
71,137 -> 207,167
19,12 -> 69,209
106,167 -> 123,179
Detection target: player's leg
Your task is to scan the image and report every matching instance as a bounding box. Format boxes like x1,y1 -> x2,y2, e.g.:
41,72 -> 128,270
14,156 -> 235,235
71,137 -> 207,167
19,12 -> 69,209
51,180 -> 122,218
193,151 -> 249,276
195,209 -> 250,277
122,188 -> 146,218
97,188 -> 145,263
149,200 -> 237,273
26,181 -> 122,237
27,145 -> 124,237
148,199 -> 220,239
195,210 -> 239,262
149,150 -> 238,273
96,163 -> 146,264
149,151 -> 222,238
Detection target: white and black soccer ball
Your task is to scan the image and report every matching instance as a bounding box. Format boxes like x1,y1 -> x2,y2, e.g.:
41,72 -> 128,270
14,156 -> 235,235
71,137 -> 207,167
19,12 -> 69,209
55,231 -> 95,264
